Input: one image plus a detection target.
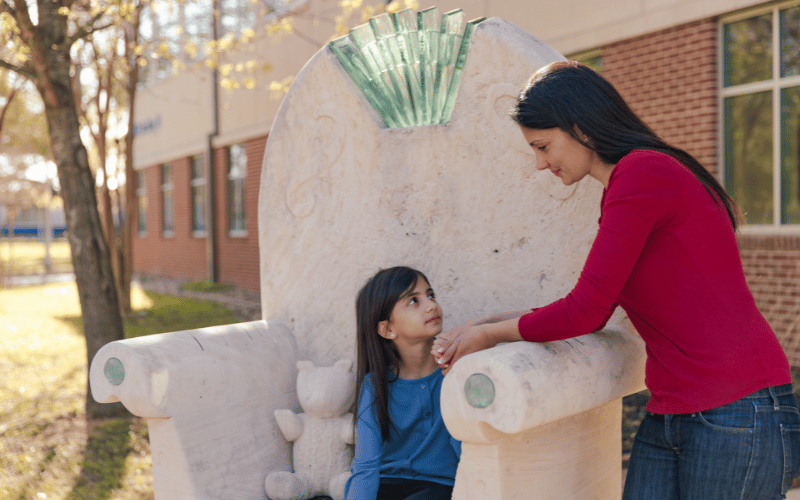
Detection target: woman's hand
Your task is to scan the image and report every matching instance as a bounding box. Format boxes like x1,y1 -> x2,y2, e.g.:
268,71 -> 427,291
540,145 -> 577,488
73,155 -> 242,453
432,323 -> 492,374
433,312 -> 527,375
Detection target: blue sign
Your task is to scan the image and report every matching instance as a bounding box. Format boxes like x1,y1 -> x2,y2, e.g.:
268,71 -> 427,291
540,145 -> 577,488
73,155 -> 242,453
133,114 -> 162,136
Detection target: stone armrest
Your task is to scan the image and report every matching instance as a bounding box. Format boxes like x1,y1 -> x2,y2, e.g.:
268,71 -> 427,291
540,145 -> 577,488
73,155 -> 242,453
89,320 -> 299,500
90,320 -> 298,418
441,325 -> 646,500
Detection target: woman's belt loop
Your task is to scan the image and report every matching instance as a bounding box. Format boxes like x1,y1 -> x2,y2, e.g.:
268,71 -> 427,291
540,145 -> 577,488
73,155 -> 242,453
768,385 -> 780,410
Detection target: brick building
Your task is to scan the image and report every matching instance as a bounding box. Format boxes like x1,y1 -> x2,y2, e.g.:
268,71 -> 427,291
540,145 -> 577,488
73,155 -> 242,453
133,0 -> 800,362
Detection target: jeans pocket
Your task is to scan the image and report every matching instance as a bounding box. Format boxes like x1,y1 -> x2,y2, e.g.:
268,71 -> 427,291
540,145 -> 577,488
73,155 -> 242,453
696,401 -> 755,434
780,424 -> 800,494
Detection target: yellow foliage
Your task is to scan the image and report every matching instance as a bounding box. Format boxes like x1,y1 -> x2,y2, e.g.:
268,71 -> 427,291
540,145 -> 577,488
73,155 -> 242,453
218,33 -> 235,51
235,62 -> 244,72
57,6 -> 70,16
138,58 -> 148,67
244,77 -> 256,89
339,0 -> 363,12
184,41 -> 198,58
119,2 -> 136,17
156,42 -> 171,58
1,12 -> 17,34
134,44 -> 145,56
268,76 -> 293,98
245,59 -> 257,71
334,15 -> 348,37
360,5 -> 375,23
279,18 -> 294,34
221,77 -> 240,91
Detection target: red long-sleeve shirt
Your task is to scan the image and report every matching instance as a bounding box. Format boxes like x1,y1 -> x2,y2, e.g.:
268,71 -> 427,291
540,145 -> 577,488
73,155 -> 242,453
518,149 -> 790,414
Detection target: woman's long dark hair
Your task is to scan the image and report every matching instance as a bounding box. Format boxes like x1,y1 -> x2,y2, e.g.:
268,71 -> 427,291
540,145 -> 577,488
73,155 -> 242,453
353,266 -> 429,441
510,61 -> 741,231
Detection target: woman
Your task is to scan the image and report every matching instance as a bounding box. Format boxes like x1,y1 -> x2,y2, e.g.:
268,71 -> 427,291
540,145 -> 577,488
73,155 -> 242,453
432,61 -> 800,500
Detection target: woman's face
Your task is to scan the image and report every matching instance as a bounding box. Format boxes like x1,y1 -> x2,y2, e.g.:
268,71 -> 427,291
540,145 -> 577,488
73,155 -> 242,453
520,127 -> 601,186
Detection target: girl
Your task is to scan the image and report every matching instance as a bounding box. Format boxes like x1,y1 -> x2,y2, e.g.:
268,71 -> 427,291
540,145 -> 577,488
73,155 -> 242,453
344,266 -> 460,500
433,61 -> 800,499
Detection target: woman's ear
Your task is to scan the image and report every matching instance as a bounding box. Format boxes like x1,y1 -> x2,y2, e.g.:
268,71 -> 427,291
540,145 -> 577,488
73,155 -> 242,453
573,125 -> 592,146
378,320 -> 394,340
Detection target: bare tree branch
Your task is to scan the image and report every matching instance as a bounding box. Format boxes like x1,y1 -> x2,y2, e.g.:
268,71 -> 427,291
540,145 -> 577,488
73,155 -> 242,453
0,59 -> 35,80
0,0 -> 16,17
0,87 -> 18,137
290,28 -> 323,48
69,16 -> 115,45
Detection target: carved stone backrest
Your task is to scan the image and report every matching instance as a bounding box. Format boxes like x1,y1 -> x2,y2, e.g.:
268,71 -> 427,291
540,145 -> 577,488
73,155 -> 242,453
259,17 -> 610,366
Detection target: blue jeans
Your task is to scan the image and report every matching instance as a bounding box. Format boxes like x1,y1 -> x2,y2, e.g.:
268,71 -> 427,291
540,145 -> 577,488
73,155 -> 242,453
623,384 -> 800,500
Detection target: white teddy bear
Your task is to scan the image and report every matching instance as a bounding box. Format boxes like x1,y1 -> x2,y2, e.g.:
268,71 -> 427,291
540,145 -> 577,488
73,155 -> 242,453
265,359 -> 356,500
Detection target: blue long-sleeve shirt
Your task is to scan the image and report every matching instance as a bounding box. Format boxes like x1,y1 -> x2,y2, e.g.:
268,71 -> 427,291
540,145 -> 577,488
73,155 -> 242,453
344,368 -> 461,500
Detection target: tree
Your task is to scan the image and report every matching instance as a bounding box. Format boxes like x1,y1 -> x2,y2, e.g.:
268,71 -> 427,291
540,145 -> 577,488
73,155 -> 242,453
73,28 -> 131,312
1,0 -> 127,418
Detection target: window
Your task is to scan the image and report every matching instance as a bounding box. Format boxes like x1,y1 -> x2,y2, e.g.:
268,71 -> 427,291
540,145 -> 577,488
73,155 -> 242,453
569,48 -> 603,74
190,154 -> 207,234
161,163 -> 174,236
228,144 -> 247,235
137,170 -> 147,235
721,2 -> 800,228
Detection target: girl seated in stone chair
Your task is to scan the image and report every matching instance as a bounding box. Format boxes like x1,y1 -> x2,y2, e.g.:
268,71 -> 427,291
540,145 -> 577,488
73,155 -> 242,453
344,266 -> 461,500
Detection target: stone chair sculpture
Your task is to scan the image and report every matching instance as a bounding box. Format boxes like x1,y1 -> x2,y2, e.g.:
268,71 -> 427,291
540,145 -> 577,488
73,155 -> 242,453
90,11 -> 645,500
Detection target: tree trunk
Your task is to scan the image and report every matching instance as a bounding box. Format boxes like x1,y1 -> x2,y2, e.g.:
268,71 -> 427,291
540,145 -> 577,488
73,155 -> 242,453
119,12 -> 143,316
99,152 -> 123,316
30,15 -> 127,418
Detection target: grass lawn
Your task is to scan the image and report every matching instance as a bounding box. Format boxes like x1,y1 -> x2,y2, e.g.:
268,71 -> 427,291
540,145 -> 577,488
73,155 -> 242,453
0,282 -> 245,500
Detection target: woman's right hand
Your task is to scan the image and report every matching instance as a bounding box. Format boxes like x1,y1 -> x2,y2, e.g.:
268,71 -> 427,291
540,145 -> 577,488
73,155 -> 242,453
433,312 -> 527,375
432,322 -> 493,375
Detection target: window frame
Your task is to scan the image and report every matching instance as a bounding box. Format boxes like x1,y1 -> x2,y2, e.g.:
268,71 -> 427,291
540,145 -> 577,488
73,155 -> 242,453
161,163 -> 174,237
137,170 -> 147,236
227,143 -> 248,237
719,0 -> 800,233
567,48 -> 603,74
190,154 -> 207,237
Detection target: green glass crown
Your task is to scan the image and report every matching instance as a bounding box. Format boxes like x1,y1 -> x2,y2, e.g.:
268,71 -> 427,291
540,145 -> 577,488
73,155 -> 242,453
330,8 -> 485,128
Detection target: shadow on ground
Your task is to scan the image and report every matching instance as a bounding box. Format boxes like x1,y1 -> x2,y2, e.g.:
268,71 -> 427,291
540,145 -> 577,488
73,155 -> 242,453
65,417 -> 144,500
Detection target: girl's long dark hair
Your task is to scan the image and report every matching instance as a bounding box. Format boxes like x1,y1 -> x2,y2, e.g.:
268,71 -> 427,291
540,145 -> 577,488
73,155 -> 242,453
510,61 -> 741,231
353,266 -> 429,441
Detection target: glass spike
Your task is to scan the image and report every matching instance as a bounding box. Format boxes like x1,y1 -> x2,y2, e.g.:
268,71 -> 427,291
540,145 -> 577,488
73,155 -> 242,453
329,7 -> 486,128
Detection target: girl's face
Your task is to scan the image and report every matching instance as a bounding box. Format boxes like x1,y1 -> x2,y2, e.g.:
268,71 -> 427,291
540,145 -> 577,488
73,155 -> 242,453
520,126 -> 611,186
380,277 -> 443,344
